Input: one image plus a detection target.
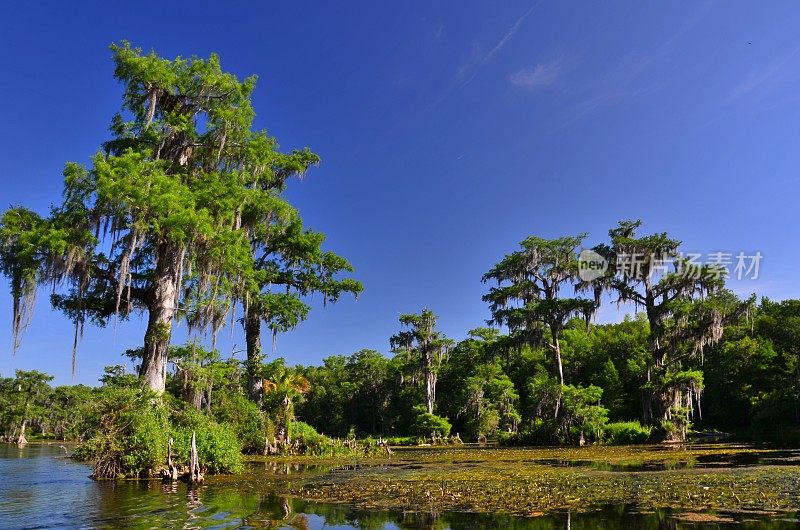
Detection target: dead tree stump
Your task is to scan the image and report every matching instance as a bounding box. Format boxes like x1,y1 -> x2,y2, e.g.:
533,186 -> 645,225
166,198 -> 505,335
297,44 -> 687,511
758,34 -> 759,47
161,437 -> 179,481
378,437 -> 393,456
189,431 -> 204,483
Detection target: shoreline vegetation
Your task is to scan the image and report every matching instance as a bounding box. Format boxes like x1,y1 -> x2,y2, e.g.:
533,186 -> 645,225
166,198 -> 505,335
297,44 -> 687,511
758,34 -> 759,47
2,43 -> 800,512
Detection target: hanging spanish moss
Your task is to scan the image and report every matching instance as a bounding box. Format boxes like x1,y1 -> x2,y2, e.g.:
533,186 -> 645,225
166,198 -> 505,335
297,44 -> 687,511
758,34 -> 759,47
588,220 -> 754,441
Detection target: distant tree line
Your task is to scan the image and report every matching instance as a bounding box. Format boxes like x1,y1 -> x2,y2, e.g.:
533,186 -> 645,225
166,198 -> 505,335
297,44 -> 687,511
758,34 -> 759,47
293,296 -> 800,444
3,295 -> 799,448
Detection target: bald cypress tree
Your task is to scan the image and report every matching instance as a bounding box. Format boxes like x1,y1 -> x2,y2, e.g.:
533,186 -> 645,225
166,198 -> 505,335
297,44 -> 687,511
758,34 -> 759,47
588,220 -> 752,440
0,42 -> 358,394
483,235 -> 597,417
390,309 -> 453,415
241,211 -> 362,401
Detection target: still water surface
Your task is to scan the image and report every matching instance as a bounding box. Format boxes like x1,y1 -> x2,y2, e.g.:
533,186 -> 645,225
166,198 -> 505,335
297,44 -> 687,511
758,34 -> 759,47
1,444 -> 799,529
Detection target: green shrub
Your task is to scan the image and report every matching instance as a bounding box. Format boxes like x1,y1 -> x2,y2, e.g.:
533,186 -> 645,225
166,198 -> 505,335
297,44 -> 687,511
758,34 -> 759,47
121,405 -> 171,474
603,421 -> 651,445
412,405 -> 451,437
291,420 -> 345,456
212,392 -> 266,453
74,389 -> 242,477
500,421 -> 556,446
72,387 -> 170,478
381,436 -> 418,446
502,386 -> 610,446
291,420 -> 324,443
171,408 -> 243,474
560,385 -> 608,444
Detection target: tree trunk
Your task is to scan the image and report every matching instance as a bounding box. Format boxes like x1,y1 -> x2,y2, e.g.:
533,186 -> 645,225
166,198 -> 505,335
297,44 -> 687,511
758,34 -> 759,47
140,241 -> 181,394
244,310 -> 263,402
17,419 -> 28,445
179,366 -> 204,410
423,350 -> 435,415
552,333 -> 565,387
163,437 -> 178,481
186,386 -> 203,410
552,332 -> 564,419
282,398 -> 292,443
426,372 -> 437,415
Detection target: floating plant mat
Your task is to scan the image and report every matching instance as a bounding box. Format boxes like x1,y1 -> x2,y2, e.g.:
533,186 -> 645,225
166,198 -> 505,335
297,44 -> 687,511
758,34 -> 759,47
214,444 -> 800,517
5,445 -> 800,529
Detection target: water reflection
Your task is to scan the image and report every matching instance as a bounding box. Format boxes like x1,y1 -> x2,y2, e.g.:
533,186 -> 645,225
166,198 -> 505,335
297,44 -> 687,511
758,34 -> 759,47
1,444 -> 799,529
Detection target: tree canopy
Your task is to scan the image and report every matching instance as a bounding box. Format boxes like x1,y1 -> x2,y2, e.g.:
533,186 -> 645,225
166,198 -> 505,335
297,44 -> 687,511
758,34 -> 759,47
0,42 -> 360,394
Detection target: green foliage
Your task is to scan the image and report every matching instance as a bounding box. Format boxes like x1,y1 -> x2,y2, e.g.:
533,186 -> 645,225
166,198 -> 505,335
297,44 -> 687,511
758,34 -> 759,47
583,220 -> 752,440
7,40 -> 800,484
411,405 -> 451,437
291,420 -> 322,441
171,408 -> 242,474
297,355 -> 351,436
212,391 -> 266,453
47,384 -> 94,440
72,389 -> 242,477
502,384 -> 608,446
290,420 -> 332,455
8,203 -> 800,463
9,291 -> 800,463
501,421 -> 558,446
99,365 -> 140,388
72,387 -> 170,478
287,421 -> 374,457
390,309 -> 454,417
559,384 -> 609,443
261,358 -> 310,441
241,213 -> 363,402
0,370 -> 55,441
0,42 -> 361,401
437,329 -> 521,439
603,421 -> 652,445
482,233 -> 597,393
120,407 -> 171,475
379,436 -> 419,446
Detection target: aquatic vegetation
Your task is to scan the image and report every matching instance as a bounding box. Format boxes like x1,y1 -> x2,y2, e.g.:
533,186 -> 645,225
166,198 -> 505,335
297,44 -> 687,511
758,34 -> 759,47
8,444 -> 800,529
218,445 -> 800,516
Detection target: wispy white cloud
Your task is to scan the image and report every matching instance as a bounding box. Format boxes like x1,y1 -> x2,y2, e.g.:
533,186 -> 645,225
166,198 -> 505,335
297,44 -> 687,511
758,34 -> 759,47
509,59 -> 562,90
429,3 -> 538,109
558,1 -> 713,129
484,6 -> 535,62
725,45 -> 800,105
455,4 -> 537,87
559,53 -> 658,126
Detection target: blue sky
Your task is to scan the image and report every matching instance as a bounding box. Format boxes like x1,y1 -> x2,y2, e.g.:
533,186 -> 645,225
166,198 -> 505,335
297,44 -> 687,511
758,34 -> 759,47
2,1 -> 799,385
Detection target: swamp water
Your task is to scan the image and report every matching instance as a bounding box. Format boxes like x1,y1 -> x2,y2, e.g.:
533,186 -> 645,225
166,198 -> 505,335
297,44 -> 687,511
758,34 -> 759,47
1,443 -> 800,529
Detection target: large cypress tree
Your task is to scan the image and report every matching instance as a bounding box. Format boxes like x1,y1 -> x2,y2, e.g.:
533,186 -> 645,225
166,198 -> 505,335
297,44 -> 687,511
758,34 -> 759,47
0,42 -> 358,394
390,309 -> 453,415
483,234 -> 597,417
589,220 -> 752,440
